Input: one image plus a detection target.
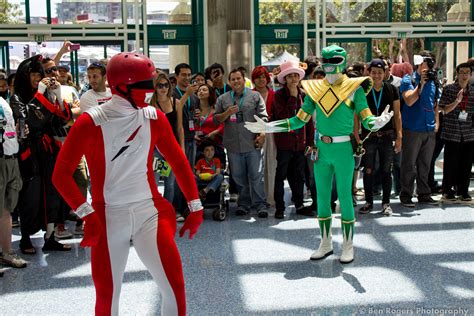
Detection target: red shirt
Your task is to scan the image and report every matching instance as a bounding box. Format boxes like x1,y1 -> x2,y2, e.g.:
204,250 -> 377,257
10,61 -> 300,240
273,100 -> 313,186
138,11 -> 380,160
195,111 -> 224,145
253,88 -> 275,117
195,157 -> 221,175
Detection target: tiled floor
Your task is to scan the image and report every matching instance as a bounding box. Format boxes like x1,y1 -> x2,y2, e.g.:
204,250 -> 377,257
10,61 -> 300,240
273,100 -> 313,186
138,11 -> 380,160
1,183 -> 474,315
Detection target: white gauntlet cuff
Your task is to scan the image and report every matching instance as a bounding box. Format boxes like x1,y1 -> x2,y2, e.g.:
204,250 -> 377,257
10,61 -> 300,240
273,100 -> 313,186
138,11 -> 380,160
188,199 -> 203,213
38,82 -> 47,94
75,202 -> 95,219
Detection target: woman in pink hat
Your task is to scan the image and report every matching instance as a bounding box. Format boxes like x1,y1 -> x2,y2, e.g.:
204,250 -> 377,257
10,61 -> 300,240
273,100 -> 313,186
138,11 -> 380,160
272,60 -> 315,218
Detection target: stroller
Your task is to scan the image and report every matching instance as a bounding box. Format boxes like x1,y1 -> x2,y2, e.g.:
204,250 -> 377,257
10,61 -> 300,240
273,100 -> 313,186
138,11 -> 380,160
185,140 -> 229,221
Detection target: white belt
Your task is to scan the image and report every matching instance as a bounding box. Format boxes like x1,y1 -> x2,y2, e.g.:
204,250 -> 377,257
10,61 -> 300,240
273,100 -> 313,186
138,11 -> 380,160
319,134 -> 351,144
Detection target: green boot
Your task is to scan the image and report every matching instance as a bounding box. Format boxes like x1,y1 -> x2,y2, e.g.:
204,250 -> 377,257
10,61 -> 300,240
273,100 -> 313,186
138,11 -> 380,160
340,219 -> 355,264
310,216 -> 333,260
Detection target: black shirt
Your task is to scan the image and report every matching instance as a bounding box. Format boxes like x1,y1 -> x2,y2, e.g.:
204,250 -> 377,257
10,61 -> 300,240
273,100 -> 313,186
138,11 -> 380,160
362,82 -> 399,135
172,87 -> 199,141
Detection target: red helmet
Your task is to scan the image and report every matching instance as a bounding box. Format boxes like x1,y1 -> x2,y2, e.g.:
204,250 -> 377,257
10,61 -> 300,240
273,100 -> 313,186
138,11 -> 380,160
107,52 -> 156,98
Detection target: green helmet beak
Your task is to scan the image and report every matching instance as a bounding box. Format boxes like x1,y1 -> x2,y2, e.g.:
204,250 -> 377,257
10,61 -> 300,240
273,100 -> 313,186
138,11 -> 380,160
322,45 -> 347,75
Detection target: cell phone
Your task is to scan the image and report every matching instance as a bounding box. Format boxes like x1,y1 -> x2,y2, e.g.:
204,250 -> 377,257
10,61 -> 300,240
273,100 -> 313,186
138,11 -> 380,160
19,117 -> 26,139
70,43 -> 81,51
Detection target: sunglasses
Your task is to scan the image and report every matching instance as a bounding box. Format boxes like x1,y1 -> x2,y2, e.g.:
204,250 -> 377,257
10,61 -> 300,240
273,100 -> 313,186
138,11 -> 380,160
44,66 -> 58,74
156,83 -> 170,89
322,57 -> 344,64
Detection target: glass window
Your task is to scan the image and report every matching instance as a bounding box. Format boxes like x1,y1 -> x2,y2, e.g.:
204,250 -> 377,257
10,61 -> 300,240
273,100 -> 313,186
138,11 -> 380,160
391,0 -> 407,22
261,44 -> 301,69
149,44 -> 189,73
326,0 -> 388,23
30,0 -> 48,24
327,41 -> 367,66
259,0 -> 303,25
146,0 -> 192,25
50,0 -> 122,24
125,0 -> 142,24
0,0 -> 26,24
431,41 -> 469,83
410,0 -> 464,22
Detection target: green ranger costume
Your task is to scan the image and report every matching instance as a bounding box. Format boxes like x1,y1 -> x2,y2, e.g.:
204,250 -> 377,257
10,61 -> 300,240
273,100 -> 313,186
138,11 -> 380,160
246,45 -> 393,263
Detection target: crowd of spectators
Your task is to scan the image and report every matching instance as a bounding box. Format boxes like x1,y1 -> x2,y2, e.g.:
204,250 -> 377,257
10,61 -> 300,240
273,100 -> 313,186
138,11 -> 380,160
0,40 -> 473,277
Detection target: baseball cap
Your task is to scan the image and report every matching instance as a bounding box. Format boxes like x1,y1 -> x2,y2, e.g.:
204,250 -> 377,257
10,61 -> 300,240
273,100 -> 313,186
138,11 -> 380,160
368,59 -> 386,70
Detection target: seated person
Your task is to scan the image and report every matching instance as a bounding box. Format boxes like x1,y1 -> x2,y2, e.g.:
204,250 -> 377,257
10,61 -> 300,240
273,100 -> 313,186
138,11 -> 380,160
195,142 -> 224,200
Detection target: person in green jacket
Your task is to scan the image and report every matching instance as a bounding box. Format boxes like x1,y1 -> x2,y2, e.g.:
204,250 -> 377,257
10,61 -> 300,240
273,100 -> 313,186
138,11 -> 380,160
246,45 -> 393,263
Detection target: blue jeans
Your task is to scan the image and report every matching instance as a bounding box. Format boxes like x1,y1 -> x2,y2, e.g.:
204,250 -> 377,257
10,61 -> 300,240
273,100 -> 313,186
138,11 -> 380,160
173,139 -> 196,212
228,150 -> 267,211
196,174 -> 224,193
153,150 -> 175,203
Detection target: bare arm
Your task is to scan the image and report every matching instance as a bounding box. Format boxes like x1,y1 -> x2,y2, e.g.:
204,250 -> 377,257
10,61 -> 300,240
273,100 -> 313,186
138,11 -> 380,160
176,98 -> 185,152
53,40 -> 72,66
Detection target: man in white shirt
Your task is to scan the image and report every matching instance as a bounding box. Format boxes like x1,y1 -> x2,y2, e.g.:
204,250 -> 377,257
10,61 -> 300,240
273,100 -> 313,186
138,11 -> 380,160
0,97 -> 27,273
80,62 -> 111,112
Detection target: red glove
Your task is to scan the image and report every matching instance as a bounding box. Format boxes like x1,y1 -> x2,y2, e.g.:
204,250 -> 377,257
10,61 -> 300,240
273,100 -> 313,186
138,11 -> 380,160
179,210 -> 204,239
80,212 -> 104,248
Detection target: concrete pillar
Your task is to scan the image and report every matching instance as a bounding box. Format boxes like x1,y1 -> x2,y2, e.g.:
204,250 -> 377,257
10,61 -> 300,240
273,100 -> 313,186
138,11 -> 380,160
169,0 -> 191,72
207,0 -> 228,70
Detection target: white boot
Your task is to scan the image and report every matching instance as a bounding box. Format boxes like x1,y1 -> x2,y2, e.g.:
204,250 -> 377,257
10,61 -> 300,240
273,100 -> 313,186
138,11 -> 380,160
310,217 -> 333,260
340,219 -> 354,264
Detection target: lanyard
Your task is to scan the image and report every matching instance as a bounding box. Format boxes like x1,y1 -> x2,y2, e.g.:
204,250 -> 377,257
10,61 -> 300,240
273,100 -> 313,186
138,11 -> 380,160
177,88 -> 191,110
216,83 -> 228,97
231,88 -> 247,111
199,110 -> 211,127
371,85 -> 384,114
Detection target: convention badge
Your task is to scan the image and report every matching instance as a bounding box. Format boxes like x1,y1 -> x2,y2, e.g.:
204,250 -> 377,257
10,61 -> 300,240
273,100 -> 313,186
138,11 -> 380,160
230,113 -> 237,122
458,111 -> 468,121
236,111 -> 244,123
188,119 -> 195,131
196,130 -> 203,136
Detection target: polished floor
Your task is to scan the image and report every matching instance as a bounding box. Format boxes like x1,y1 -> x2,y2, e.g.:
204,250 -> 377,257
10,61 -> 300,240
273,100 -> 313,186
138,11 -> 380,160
1,177 -> 474,315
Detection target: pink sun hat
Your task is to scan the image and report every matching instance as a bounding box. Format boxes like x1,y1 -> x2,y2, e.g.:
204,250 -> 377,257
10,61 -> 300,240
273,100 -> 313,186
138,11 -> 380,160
277,60 -> 307,84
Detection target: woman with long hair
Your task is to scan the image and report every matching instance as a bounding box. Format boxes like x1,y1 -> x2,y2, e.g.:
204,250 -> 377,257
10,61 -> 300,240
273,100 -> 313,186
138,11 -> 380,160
150,73 -> 190,205
194,84 -> 225,164
10,55 -> 73,253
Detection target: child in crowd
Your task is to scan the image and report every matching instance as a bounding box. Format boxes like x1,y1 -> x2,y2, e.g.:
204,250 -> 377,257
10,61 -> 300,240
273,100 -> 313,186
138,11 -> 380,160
195,142 -> 224,200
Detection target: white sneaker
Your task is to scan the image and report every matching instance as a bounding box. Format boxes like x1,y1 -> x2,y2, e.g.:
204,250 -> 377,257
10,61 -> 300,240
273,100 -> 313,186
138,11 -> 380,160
382,203 -> 393,216
0,251 -> 27,268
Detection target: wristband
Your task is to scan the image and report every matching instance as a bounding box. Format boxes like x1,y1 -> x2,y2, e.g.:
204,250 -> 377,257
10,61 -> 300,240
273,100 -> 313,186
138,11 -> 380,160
75,202 -> 95,219
188,199 -> 203,212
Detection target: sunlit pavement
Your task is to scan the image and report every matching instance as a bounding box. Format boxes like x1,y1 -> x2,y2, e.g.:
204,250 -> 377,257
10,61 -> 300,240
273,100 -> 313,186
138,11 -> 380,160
2,177 -> 474,315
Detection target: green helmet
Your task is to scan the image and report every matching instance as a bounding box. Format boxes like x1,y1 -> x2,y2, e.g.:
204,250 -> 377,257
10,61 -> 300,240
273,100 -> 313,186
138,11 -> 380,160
321,45 -> 347,75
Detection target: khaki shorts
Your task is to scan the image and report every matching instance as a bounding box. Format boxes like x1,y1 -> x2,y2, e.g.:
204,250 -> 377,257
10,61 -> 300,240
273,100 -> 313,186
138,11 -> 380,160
0,157 -> 23,217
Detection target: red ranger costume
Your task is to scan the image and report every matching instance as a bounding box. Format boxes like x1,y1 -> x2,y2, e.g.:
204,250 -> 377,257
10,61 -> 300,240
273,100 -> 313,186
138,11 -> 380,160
52,53 -> 203,316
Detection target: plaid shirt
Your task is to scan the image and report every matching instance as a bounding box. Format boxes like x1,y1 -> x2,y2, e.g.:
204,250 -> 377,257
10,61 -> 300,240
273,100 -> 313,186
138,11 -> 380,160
439,82 -> 474,142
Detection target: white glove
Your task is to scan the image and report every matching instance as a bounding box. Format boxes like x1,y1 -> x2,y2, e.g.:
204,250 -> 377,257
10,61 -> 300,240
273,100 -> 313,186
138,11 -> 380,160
38,82 -> 48,94
369,105 -> 394,131
244,115 -> 289,134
